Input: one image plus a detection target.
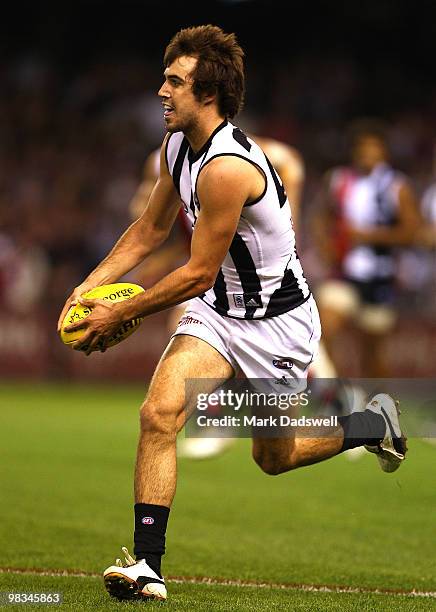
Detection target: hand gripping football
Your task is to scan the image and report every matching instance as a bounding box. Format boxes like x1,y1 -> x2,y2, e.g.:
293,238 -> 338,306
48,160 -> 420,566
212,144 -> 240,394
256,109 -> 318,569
60,282 -> 144,351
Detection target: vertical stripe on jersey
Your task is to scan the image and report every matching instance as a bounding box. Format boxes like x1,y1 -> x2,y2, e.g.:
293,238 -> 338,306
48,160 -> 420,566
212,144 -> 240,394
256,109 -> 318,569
229,233 -> 262,319
189,192 -> 197,224
264,253 -> 307,317
264,154 -> 287,207
172,138 -> 189,195
232,128 -> 252,152
212,269 -> 229,313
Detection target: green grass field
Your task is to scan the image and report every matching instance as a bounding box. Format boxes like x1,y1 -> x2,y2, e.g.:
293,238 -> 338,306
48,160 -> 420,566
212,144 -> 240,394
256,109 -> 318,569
1,382 -> 435,611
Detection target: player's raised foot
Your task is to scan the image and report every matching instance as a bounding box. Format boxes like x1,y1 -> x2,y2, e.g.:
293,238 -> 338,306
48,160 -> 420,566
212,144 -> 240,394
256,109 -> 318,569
103,546 -> 167,601
364,393 -> 407,473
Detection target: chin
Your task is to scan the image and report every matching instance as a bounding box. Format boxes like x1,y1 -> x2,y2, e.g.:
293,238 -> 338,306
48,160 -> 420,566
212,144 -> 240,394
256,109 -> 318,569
166,124 -> 182,133
165,117 -> 183,133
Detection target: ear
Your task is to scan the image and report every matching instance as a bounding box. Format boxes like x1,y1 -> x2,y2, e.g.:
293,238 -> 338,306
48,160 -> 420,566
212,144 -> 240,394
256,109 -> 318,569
200,90 -> 217,107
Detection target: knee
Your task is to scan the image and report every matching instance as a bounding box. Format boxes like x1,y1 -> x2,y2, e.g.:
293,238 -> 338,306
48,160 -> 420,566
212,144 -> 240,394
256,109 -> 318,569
252,446 -> 290,476
139,399 -> 178,436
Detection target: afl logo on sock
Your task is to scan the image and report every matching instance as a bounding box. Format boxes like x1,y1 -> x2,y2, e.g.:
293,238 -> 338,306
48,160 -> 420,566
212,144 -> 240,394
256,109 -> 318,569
141,517 -> 154,525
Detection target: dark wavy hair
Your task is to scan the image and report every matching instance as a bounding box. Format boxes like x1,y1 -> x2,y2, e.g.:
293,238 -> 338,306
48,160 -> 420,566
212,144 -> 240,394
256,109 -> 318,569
164,25 -> 245,119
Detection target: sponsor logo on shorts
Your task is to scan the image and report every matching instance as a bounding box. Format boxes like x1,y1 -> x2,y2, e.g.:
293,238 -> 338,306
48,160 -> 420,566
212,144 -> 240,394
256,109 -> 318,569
179,316 -> 203,327
273,358 -> 294,370
141,517 -> 154,525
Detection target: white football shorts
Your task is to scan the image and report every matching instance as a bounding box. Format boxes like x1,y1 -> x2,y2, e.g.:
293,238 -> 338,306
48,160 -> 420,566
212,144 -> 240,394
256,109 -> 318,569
172,295 -> 321,387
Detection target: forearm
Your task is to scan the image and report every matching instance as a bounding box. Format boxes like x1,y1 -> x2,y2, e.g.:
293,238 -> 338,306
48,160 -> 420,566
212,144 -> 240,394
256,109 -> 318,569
355,226 -> 418,247
82,220 -> 167,287
122,264 -> 212,319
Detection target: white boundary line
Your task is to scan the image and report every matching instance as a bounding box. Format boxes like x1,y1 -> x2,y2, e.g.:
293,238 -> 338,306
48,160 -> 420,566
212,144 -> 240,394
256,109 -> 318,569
0,567 -> 435,599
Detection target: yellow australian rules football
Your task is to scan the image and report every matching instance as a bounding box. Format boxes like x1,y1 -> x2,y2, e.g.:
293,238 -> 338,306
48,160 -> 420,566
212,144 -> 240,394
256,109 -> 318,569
60,282 -> 144,351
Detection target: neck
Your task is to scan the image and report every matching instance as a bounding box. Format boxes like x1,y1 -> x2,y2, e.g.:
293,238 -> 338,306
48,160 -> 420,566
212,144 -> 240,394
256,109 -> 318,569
185,113 -> 226,152
356,161 -> 385,176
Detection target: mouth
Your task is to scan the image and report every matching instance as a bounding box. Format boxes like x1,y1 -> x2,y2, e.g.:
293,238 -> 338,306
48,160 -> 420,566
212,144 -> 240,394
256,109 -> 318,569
163,103 -> 174,119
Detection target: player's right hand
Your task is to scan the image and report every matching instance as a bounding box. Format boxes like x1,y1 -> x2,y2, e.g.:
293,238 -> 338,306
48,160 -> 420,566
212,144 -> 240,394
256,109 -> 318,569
57,284 -> 95,334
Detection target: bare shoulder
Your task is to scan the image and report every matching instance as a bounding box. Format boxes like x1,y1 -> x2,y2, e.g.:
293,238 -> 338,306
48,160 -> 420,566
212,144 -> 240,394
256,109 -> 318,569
199,154 -> 258,185
197,155 -> 258,206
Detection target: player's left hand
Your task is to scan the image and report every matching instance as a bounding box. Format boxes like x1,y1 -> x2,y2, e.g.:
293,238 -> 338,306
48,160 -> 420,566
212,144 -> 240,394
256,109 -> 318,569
62,297 -> 127,356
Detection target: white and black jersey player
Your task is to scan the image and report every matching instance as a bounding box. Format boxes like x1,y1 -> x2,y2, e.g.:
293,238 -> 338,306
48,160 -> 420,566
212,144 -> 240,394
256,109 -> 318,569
58,26 -> 407,603
165,121 -> 310,323
128,134 -> 307,460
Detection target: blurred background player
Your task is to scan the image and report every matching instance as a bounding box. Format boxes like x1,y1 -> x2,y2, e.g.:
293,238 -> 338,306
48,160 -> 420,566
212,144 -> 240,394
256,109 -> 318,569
420,144 -> 436,249
129,134 -> 305,459
313,121 -> 422,380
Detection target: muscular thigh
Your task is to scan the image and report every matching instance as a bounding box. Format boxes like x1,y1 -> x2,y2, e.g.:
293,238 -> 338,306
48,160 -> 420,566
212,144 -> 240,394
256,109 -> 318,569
144,334 -> 235,429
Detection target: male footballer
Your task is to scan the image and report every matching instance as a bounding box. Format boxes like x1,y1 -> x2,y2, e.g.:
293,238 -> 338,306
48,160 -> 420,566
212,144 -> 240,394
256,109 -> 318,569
58,25 -> 407,602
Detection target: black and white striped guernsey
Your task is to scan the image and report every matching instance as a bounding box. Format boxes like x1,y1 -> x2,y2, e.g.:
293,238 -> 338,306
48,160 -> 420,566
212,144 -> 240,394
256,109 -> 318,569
165,120 -> 311,319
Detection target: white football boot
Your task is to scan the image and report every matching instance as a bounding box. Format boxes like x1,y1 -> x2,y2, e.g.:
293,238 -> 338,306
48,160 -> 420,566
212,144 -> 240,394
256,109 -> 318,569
364,393 -> 407,472
104,547 -> 167,601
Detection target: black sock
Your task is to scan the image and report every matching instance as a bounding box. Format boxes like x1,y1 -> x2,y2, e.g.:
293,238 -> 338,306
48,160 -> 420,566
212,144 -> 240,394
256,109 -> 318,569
338,410 -> 386,452
134,503 -> 170,578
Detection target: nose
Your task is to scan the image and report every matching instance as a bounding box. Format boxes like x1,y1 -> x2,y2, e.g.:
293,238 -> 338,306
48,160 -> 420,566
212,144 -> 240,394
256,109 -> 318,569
158,81 -> 169,98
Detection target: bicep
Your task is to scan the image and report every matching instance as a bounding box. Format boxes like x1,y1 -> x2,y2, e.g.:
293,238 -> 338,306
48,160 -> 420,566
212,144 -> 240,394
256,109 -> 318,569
189,202 -> 240,276
142,174 -> 180,231
188,159 -> 251,276
137,140 -> 180,235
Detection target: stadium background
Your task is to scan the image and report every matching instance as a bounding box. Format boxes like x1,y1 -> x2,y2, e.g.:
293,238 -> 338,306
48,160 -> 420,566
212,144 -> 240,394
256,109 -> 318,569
1,0 -> 435,381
